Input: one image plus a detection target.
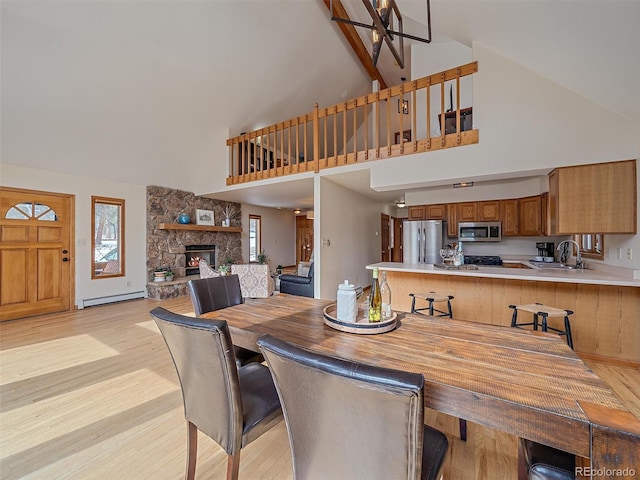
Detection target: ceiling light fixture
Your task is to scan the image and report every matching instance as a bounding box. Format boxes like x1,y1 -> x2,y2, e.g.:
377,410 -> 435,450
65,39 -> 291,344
453,182 -> 475,188
329,0 -> 432,68
395,199 -> 406,208
294,209 -> 301,214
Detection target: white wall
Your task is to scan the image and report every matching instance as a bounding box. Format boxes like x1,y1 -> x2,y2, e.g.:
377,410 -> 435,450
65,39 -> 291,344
318,177 -> 386,300
1,163 -> 148,307
240,203 -> 296,268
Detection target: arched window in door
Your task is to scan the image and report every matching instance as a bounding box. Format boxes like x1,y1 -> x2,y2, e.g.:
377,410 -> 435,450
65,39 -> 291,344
5,202 -> 57,221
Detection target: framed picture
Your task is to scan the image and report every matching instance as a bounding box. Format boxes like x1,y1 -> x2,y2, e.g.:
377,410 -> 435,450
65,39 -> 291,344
195,209 -> 215,226
394,129 -> 411,144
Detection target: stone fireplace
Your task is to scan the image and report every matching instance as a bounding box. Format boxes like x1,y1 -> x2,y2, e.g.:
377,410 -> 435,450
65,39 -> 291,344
146,186 -> 242,300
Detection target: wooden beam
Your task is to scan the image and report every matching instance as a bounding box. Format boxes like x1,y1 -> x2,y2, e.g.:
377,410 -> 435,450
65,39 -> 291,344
322,0 -> 388,90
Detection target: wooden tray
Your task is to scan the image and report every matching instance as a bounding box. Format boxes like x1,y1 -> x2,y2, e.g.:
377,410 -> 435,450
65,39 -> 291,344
323,304 -> 397,334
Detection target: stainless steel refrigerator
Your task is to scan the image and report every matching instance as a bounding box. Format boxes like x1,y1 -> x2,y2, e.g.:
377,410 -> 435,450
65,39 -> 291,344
402,220 -> 446,264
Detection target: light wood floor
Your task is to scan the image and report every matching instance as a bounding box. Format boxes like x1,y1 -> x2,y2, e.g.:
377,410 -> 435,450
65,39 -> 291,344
1,297 -> 638,480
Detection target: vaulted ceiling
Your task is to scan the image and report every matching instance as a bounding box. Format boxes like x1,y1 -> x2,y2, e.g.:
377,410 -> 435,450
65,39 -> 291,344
2,1 -> 639,207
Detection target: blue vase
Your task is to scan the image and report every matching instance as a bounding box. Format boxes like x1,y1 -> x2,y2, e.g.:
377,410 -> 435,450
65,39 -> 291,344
178,213 -> 190,224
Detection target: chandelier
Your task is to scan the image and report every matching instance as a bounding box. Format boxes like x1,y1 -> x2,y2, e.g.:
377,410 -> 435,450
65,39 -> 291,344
329,0 -> 432,68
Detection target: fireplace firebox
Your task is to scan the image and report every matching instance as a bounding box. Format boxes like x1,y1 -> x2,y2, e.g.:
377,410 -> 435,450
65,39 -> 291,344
185,245 -> 215,276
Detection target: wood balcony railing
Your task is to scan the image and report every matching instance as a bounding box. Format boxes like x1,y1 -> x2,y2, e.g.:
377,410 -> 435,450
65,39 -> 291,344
226,61 -> 478,185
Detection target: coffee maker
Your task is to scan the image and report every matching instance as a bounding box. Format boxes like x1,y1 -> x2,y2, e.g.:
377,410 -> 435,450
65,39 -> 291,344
536,242 -> 555,260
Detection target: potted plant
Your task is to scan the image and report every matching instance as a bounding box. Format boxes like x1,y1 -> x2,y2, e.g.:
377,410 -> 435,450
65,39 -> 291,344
276,264 -> 283,275
153,267 -> 168,282
257,251 -> 268,265
165,268 -> 175,282
218,264 -> 230,276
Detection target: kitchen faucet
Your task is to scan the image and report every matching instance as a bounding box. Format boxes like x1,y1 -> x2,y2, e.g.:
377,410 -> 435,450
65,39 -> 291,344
557,240 -> 583,269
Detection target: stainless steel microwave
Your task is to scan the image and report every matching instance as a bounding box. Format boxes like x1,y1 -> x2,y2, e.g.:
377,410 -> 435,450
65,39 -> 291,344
458,222 -> 502,242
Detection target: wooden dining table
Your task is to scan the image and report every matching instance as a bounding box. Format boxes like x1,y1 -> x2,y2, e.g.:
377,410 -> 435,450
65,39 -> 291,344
201,294 -> 640,478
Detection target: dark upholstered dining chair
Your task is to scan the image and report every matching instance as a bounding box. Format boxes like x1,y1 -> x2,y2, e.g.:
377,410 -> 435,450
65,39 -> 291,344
518,438 -> 575,480
150,307 -> 282,480
257,335 -> 449,480
187,275 -> 263,366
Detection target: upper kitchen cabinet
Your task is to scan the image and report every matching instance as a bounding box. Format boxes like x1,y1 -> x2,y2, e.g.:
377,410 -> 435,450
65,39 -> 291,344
446,204 -> 458,237
425,204 -> 447,220
408,205 -> 426,220
407,204 -> 446,220
478,200 -> 500,221
519,194 -> 547,236
548,160 -> 637,234
500,199 -> 519,236
457,202 -> 478,222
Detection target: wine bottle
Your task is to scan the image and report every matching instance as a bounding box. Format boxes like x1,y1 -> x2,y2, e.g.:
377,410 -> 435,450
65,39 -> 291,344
369,267 -> 382,322
380,271 -> 391,320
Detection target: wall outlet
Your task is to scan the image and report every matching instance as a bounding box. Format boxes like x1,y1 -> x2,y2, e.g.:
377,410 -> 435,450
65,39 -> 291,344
627,248 -> 633,260
126,280 -> 132,287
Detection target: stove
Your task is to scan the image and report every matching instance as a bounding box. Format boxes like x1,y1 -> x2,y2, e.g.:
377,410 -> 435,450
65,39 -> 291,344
464,255 -> 503,266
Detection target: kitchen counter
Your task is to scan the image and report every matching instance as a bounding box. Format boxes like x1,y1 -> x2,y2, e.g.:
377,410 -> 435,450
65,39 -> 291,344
366,261 -> 640,364
366,261 -> 640,288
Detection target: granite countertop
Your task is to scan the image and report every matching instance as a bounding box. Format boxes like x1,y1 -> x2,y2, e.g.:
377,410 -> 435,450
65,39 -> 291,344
366,260 -> 640,287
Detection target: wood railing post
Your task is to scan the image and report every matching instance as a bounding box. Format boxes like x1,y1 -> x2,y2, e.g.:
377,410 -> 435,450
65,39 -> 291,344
440,72 -> 446,147
313,103 -> 320,172
456,68 -> 461,145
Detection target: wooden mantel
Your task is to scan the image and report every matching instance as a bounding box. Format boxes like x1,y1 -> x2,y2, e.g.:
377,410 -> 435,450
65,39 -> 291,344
157,223 -> 242,233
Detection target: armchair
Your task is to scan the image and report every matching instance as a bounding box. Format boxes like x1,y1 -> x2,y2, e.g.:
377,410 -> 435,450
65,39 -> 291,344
231,263 -> 274,298
279,262 -> 314,298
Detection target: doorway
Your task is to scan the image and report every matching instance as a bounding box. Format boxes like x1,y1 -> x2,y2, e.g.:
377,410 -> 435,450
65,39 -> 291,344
0,187 -> 75,321
296,215 -> 313,264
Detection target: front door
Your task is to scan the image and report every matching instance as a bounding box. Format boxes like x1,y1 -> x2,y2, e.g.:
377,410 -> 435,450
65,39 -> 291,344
0,187 -> 74,321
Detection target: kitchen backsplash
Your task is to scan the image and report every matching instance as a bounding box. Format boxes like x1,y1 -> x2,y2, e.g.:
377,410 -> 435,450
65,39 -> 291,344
445,234 -> 571,258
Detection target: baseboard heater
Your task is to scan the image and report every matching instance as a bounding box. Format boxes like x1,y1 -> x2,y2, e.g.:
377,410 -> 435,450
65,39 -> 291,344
81,291 -> 146,308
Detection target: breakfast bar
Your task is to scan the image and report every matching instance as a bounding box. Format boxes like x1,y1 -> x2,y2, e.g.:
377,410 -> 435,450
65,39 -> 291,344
367,261 -> 640,364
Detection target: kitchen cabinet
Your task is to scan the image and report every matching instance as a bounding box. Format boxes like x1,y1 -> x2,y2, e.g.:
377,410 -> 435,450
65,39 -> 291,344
407,204 -> 445,221
457,202 -> 478,222
548,160 -> 636,234
500,199 -> 519,236
408,205 -> 426,220
478,200 -> 500,221
519,194 -> 547,236
425,204 -> 447,220
446,204 -> 458,238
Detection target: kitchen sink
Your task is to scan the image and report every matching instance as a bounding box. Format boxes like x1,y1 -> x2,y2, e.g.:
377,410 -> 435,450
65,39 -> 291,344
530,261 -> 587,270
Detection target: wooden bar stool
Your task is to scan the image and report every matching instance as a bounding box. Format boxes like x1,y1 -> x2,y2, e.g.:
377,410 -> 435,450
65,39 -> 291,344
409,291 -> 466,441
509,303 -> 574,350
409,292 -> 454,318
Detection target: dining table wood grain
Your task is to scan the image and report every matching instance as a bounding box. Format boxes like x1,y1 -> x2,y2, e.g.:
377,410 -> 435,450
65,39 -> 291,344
201,294 -> 640,477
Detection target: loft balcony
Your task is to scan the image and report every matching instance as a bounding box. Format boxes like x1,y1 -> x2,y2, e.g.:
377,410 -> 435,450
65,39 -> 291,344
226,62 -> 478,185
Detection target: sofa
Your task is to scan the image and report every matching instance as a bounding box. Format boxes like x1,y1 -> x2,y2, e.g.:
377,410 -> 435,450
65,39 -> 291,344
279,262 -> 314,298
231,264 -> 274,298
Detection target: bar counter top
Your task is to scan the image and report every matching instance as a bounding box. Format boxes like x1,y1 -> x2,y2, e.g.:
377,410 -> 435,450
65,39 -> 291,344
366,260 -> 640,288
